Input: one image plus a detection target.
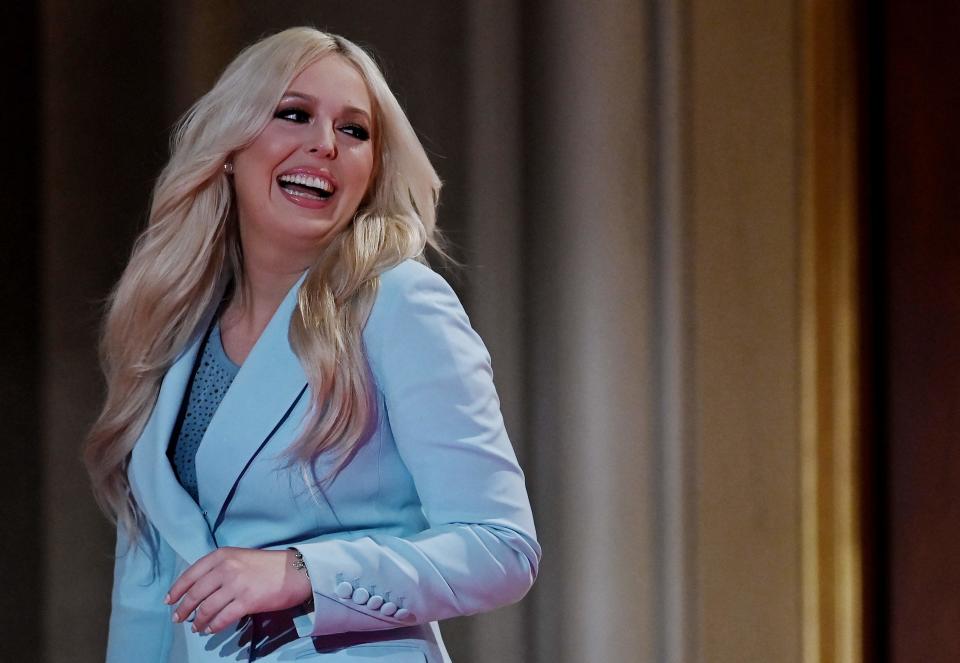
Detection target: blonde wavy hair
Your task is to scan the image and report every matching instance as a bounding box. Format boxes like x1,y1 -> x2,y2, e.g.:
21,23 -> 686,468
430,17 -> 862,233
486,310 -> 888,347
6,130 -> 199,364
84,27 -> 443,539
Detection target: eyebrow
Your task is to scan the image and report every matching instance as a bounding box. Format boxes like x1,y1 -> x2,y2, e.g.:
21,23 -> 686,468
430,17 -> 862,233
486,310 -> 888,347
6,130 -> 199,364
281,90 -> 372,122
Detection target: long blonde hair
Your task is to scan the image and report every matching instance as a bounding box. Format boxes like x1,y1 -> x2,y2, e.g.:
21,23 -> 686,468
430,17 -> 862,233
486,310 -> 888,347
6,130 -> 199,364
84,27 -> 442,538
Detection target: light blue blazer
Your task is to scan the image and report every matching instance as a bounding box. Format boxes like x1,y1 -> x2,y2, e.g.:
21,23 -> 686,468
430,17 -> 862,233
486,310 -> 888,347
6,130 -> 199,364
107,260 -> 541,662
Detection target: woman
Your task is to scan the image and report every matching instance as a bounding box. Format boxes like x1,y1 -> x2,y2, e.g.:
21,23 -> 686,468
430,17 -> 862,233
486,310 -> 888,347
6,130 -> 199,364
84,27 -> 539,662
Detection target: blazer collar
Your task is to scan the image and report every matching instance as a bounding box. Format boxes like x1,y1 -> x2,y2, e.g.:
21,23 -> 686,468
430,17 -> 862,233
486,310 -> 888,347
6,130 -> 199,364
195,271 -> 310,528
129,271 -> 309,563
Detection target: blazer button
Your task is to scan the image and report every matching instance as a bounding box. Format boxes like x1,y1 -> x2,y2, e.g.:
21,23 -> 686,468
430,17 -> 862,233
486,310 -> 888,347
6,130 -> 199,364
352,587 -> 370,605
367,595 -> 384,610
394,608 -> 411,620
335,581 -> 354,598
380,601 -> 398,616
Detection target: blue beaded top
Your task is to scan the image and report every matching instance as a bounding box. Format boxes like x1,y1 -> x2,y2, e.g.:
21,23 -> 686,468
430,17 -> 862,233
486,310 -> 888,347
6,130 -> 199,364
168,322 -> 240,503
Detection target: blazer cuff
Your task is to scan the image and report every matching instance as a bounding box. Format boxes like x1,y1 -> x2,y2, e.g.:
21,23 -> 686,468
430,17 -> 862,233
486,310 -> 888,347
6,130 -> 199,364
292,539 -> 419,638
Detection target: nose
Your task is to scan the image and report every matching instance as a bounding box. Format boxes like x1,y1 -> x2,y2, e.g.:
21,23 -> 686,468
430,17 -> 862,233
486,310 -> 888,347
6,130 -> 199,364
306,123 -> 337,159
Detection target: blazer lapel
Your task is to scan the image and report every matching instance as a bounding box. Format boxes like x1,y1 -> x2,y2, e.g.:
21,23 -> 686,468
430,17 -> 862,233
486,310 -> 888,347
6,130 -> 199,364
195,272 -> 310,532
129,329 -> 219,565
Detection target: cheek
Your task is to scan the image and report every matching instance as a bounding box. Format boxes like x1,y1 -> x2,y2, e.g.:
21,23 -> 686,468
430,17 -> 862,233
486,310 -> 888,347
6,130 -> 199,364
348,151 -> 376,200
233,138 -> 294,203
236,130 -> 294,172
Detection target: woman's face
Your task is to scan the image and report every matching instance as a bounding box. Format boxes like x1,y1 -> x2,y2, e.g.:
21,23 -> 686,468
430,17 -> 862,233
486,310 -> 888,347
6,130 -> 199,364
232,55 -> 376,268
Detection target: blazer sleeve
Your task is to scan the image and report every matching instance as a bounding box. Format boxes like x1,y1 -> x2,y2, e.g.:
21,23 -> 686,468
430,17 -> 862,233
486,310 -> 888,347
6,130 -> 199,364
292,263 -> 541,637
106,518 -> 177,662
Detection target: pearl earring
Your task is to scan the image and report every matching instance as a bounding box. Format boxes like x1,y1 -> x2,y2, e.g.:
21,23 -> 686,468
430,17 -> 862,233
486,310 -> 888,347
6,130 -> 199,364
223,162 -> 234,175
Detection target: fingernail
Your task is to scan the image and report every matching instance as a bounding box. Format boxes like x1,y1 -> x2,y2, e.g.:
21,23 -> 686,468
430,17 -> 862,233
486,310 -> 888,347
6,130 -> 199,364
172,612 -> 179,623
191,624 -> 198,633
204,627 -> 212,634
164,593 -> 171,604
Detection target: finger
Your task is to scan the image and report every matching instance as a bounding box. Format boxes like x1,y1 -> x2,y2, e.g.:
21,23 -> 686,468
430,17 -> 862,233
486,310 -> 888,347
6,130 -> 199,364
204,598 -> 250,635
166,549 -> 222,605
172,571 -> 224,624
190,587 -> 235,634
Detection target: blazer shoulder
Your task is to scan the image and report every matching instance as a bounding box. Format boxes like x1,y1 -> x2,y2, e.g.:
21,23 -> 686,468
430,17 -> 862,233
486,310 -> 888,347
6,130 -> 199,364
363,259 -> 470,366
369,259 -> 457,320
376,258 -> 450,297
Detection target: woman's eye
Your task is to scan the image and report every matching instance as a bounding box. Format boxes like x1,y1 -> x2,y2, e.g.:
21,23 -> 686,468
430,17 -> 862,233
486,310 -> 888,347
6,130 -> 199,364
274,108 -> 310,123
339,124 -> 370,141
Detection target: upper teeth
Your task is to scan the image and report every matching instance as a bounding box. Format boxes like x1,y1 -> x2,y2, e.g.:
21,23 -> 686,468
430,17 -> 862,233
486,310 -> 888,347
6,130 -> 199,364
279,173 -> 334,192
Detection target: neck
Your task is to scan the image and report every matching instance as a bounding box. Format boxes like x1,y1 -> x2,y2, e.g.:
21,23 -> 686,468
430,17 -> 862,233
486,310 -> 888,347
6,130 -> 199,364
225,243 -> 311,336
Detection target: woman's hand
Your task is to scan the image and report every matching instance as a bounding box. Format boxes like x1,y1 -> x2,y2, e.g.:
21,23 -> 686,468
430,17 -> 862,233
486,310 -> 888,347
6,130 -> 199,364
165,547 -> 312,635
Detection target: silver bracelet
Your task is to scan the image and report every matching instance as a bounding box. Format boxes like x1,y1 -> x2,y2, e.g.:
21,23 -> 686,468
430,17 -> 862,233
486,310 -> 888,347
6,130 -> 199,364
289,548 -> 310,577
289,547 -> 314,611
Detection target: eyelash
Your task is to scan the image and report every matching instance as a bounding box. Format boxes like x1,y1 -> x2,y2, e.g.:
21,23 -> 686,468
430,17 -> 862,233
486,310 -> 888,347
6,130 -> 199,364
273,107 -> 370,141
274,108 -> 310,123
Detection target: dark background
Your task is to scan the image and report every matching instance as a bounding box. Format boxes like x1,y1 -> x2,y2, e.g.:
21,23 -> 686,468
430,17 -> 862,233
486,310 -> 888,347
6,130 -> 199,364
876,2 -> 960,662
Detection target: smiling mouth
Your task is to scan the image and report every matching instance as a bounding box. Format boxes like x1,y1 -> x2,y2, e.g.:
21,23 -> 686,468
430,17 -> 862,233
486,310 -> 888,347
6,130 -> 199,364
277,173 -> 335,200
